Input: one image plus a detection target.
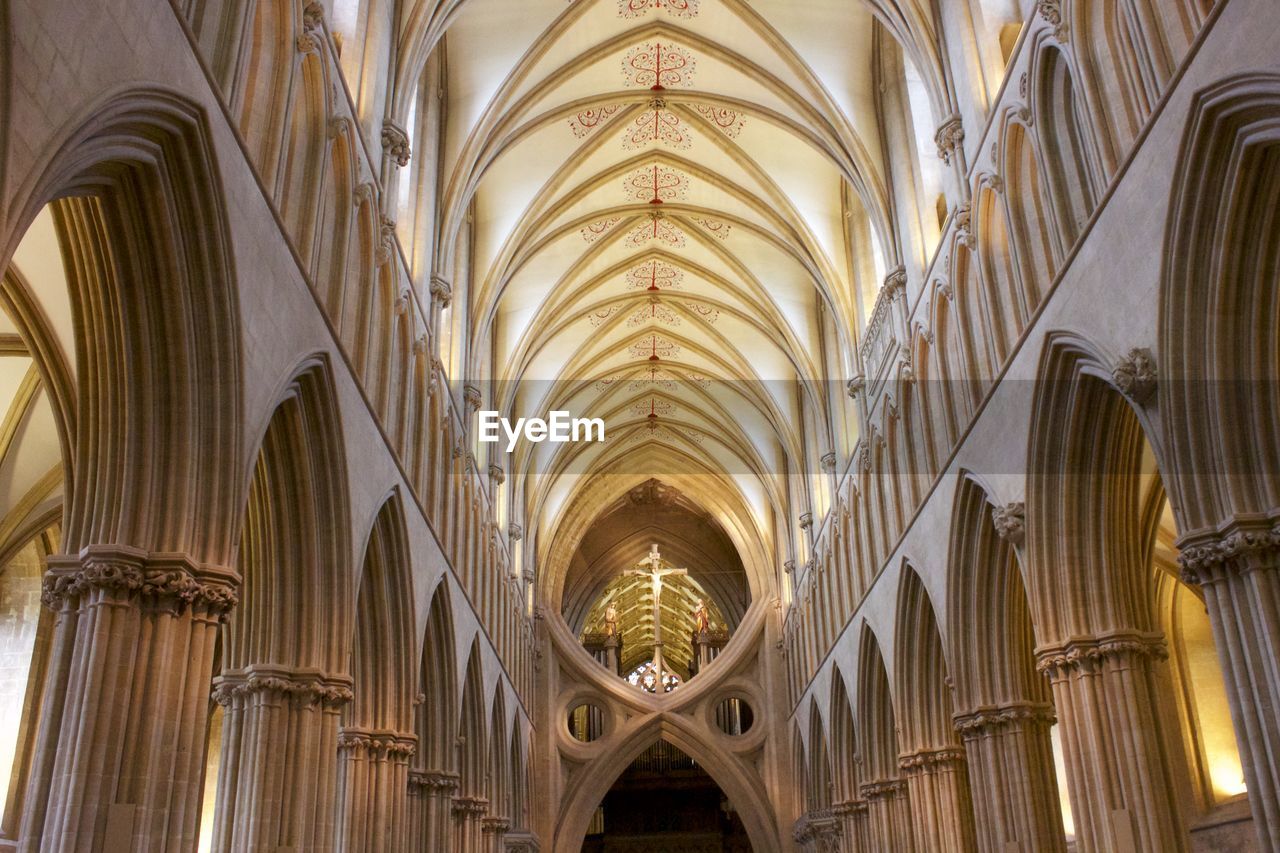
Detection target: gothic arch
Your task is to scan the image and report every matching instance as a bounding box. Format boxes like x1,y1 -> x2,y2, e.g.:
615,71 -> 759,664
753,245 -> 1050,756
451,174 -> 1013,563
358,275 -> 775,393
1159,72 -> 1280,845
854,623 -> 911,850
894,563 -> 977,852
553,716 -> 782,853
1030,45 -> 1100,254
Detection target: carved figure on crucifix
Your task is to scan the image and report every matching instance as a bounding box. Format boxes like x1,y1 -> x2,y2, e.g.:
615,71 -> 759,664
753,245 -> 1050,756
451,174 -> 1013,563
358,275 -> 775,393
625,544 -> 687,682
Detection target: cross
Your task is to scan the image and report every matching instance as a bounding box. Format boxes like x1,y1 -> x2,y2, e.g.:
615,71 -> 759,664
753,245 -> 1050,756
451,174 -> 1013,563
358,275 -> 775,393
626,544 -> 687,681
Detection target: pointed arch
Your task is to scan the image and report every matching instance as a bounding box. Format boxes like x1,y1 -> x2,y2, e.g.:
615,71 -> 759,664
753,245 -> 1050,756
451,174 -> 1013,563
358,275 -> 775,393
1032,47 -> 1100,253
417,578 -> 458,773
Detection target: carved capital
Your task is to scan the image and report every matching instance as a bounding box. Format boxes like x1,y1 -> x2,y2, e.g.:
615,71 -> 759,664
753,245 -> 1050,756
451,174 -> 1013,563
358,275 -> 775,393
860,779 -> 907,802
898,746 -> 967,773
43,548 -> 240,619
1036,631 -> 1167,678
783,560 -> 797,575
429,275 -> 453,307
820,451 -> 837,473
212,667 -> 354,709
1037,0 -> 1068,39
883,266 -> 908,296
488,464 -> 506,485
953,702 -> 1056,739
337,727 -> 417,759
377,215 -> 397,266
381,121 -> 412,167
409,769 -> 461,795
1178,520 -> 1280,585
953,201 -> 976,249
846,375 -> 866,399
482,817 -> 511,834
799,512 -> 814,531
463,384 -> 484,413
452,795 -> 490,818
991,501 -> 1026,546
1112,347 -> 1156,405
508,522 -> 524,541
934,114 -> 965,164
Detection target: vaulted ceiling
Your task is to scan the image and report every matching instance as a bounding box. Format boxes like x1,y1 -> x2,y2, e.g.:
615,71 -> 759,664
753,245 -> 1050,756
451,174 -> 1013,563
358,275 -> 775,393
419,0 -> 915,593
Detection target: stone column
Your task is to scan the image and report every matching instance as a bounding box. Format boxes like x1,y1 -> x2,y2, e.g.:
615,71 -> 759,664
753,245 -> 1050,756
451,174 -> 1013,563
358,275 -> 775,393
832,800 -> 869,853
1179,524 -> 1280,850
1036,632 -> 1187,852
860,779 -> 912,852
899,746 -> 977,852
452,794 -> 489,853
953,703 -> 1064,853
407,770 -> 459,850
19,547 -> 237,853
336,727 -> 417,852
482,815 -> 511,853
794,809 -> 842,853
209,665 -> 352,851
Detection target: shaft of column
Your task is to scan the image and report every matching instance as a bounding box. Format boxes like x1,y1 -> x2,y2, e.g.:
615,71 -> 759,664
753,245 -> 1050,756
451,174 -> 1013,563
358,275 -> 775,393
408,770 -> 459,850
210,666 -> 351,852
860,779 -> 912,852
899,746 -> 977,852
833,799 -> 869,853
19,548 -> 237,853
1037,632 -> 1187,852
336,728 -> 416,853
452,795 -> 489,853
1180,528 -> 1280,851
954,702 -> 1065,853
481,815 -> 511,853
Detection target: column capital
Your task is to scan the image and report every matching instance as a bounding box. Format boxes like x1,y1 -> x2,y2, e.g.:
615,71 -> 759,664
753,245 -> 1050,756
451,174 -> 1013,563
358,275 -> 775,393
934,114 -> 965,164
859,778 -> 907,802
430,275 -> 453,307
212,665 -> 353,709
381,121 -> 412,167
337,726 -> 417,759
952,701 -> 1056,739
991,501 -> 1026,546
1178,518 -> 1280,585
1035,630 -> 1167,678
452,795 -> 490,817
482,816 -> 511,834
43,546 -> 240,619
409,769 -> 460,795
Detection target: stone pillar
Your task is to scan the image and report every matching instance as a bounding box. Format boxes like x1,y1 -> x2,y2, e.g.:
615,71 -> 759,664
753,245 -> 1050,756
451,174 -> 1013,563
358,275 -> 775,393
209,666 -> 352,851
19,547 -> 237,853
860,779 -> 912,852
898,746 -> 977,852
794,808 -> 842,853
1036,632 -> 1187,852
1179,524 -> 1280,850
833,800 -> 869,853
452,794 -> 489,853
336,727 -> 417,852
407,770 -> 459,850
953,702 -> 1064,853
482,815 -> 511,853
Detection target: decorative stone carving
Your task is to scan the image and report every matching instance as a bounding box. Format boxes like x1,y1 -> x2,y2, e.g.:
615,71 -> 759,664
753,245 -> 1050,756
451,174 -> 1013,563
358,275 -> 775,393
898,746 -> 967,772
488,463 -> 506,485
1036,0 -> 1068,40
860,779 -> 907,801
429,275 -> 453,307
42,549 -> 240,618
413,334 -> 429,356
377,215 -> 397,265
820,451 -> 837,473
382,121 -> 412,167
934,114 -> 965,164
783,560 -> 797,575
991,501 -> 1026,546
799,512 -> 814,531
463,384 -> 484,412
508,522 -> 524,541
1112,347 -> 1157,404
303,1 -> 325,30
337,728 -> 417,758
953,702 -> 1056,738
409,770 -> 460,795
1035,631 -> 1168,678
1178,522 -> 1280,585
953,201 -> 976,249
212,669 -> 354,708
482,817 -> 511,834
452,795 -> 490,817
846,375 -> 865,399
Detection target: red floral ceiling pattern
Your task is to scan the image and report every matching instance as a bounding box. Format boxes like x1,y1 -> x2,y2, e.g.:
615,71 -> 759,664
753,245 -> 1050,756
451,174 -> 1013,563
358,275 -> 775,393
581,217 -> 622,243
618,0 -> 699,19
570,104 -> 622,138
694,104 -> 745,138
627,334 -> 681,360
622,100 -> 691,150
625,164 -> 688,204
626,258 -> 685,290
626,213 -> 686,247
623,42 -> 696,90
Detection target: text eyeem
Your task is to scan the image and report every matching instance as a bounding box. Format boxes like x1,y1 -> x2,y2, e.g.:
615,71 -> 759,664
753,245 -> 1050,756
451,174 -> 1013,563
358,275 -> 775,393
477,411 -> 606,452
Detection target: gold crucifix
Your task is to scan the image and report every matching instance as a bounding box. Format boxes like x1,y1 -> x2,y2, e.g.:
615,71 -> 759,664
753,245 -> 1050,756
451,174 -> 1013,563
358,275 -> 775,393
625,544 -> 687,682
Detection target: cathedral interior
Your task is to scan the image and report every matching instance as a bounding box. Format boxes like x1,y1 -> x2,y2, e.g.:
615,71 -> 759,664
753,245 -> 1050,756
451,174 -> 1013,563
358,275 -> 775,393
0,0 -> 1278,850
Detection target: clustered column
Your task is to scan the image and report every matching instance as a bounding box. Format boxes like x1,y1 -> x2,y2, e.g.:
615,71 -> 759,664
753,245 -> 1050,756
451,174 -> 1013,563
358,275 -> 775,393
20,547 -> 237,852
832,799 -> 869,853
1179,523 -> 1280,850
860,779 -> 912,851
336,727 -> 417,852
209,666 -> 352,850
407,770 -> 460,849
898,746 -> 976,852
953,702 -> 1064,852
1036,632 -> 1186,852
452,793 -> 490,853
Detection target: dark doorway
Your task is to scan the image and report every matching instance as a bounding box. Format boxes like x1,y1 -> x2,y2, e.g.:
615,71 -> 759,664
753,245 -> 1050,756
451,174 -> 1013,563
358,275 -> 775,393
581,740 -> 753,852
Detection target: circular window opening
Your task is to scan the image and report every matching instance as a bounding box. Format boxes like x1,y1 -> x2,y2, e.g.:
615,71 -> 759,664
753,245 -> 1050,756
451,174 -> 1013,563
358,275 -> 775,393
567,703 -> 606,743
714,697 -> 754,736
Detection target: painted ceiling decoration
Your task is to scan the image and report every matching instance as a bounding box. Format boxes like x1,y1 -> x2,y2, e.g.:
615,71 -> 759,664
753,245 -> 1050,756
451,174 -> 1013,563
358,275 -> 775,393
438,0 -> 919,641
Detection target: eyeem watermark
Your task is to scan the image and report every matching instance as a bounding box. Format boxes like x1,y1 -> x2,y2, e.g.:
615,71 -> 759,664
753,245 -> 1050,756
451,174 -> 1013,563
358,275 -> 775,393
478,411 -> 606,452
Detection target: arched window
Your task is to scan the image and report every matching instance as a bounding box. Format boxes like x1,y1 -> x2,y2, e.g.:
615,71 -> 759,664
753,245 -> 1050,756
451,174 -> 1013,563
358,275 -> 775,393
902,56 -> 946,247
